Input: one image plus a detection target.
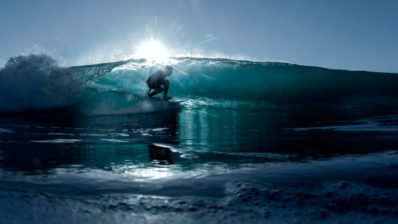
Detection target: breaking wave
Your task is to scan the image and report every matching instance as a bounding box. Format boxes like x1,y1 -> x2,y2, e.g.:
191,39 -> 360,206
1,54 -> 398,116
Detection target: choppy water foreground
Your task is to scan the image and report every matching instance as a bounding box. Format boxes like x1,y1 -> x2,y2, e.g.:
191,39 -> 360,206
0,104 -> 398,224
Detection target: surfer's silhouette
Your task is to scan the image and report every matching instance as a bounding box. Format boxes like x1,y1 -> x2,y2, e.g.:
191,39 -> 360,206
146,65 -> 173,101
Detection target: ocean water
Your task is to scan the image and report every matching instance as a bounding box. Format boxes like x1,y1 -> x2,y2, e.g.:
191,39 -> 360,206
0,55 -> 398,223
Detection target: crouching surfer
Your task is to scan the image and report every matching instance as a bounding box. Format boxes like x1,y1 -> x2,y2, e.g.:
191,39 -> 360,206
146,65 -> 173,101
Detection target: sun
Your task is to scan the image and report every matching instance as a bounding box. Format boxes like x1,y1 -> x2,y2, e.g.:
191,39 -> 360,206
134,38 -> 171,63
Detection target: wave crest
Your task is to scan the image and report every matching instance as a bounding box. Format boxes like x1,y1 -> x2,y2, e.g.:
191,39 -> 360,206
0,54 -> 82,111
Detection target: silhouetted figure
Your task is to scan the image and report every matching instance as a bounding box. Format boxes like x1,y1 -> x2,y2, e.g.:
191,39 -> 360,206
146,66 -> 173,101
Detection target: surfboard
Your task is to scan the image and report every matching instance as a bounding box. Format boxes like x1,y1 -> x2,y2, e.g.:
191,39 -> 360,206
168,98 -> 187,103
150,97 -> 187,104
95,88 -> 134,95
91,87 -> 187,104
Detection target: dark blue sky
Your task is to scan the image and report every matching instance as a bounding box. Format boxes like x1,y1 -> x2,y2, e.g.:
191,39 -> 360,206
1,0 -> 397,72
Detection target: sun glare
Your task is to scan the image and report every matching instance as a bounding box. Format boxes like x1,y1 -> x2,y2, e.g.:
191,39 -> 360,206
134,38 -> 171,63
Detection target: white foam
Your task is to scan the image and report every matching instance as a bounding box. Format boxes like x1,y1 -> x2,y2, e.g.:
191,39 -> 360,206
0,54 -> 83,111
100,139 -> 128,143
0,128 -> 14,133
48,133 -> 75,136
31,139 -> 82,143
292,120 -> 398,132
79,133 -> 108,137
151,128 -> 169,132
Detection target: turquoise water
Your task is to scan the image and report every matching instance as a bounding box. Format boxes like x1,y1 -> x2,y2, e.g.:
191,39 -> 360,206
0,55 -> 398,223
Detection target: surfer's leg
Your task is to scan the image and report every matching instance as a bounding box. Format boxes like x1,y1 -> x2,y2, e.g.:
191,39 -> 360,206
162,80 -> 169,100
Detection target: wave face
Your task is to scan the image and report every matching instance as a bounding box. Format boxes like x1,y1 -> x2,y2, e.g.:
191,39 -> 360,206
85,57 -> 398,117
94,57 -> 398,102
1,54 -> 398,115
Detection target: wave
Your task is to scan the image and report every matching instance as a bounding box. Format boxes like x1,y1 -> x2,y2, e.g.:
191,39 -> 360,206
0,54 -> 128,112
1,54 -> 398,115
93,57 -> 398,102
84,56 -> 398,116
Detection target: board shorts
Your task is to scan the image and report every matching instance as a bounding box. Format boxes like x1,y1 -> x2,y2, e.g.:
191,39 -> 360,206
147,79 -> 168,89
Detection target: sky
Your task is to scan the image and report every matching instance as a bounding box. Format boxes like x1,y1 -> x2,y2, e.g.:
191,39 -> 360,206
0,0 -> 397,72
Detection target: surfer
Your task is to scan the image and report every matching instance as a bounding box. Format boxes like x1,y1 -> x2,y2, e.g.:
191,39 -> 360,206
146,65 -> 173,101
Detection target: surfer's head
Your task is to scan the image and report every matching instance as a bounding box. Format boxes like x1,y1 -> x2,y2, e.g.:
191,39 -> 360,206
165,65 -> 173,75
